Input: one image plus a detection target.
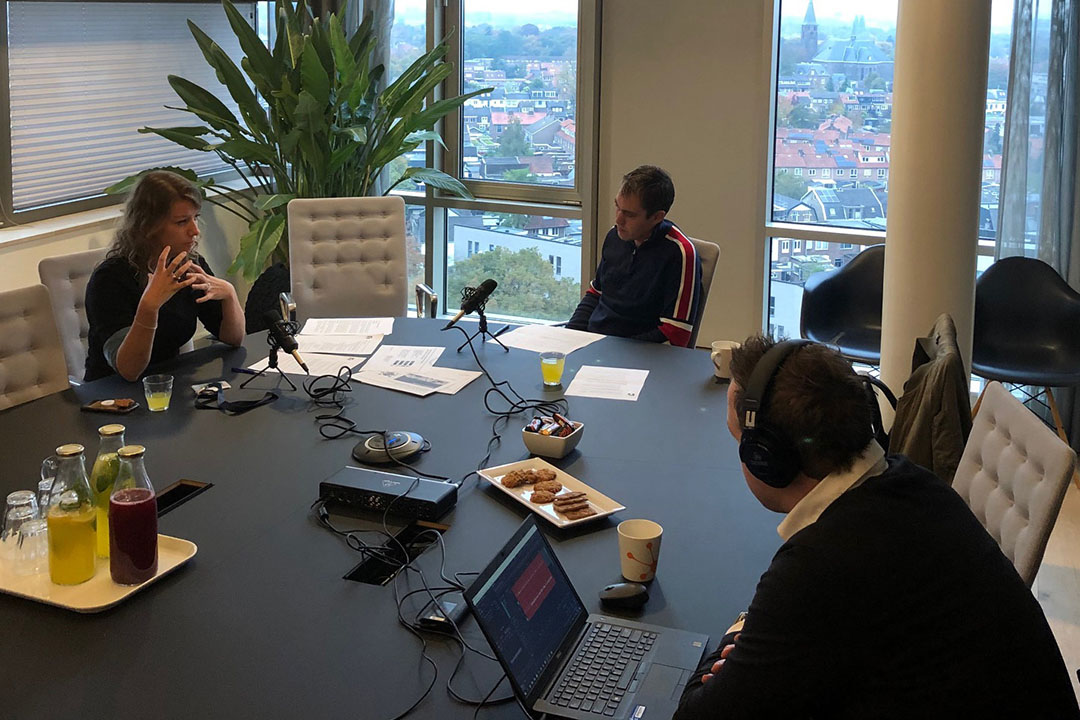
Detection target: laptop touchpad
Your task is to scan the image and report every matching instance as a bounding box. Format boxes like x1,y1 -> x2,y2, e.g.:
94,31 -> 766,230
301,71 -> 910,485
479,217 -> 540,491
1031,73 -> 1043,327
638,663 -> 684,697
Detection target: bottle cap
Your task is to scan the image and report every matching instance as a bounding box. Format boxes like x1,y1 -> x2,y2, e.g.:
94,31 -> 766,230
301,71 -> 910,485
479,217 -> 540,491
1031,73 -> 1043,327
118,445 -> 146,458
99,424 -> 126,436
56,443 -> 85,457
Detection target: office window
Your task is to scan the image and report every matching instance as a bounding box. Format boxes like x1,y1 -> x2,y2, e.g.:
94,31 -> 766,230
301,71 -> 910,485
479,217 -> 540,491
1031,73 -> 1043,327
448,210 -> 581,321
770,0 -> 896,227
792,239 -> 802,251
767,238 -> 868,334
781,239 -> 790,251
460,2 -> 578,187
1,2 -> 253,222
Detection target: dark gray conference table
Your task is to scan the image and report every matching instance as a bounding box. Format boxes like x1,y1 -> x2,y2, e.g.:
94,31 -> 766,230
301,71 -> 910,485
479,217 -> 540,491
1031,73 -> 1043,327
0,319 -> 780,719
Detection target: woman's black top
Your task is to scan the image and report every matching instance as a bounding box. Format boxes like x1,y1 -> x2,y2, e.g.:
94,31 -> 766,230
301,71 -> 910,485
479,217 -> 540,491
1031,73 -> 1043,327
84,255 -> 224,382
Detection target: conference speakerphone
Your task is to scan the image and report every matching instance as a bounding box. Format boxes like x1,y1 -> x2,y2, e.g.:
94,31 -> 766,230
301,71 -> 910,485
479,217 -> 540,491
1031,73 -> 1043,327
319,466 -> 457,521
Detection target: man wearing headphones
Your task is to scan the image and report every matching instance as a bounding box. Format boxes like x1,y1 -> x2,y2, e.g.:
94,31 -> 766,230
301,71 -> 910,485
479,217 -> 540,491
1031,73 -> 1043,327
674,336 -> 1078,718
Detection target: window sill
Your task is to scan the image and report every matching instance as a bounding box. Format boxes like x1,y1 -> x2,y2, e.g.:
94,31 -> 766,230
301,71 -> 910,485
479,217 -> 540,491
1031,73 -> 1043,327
0,205 -> 122,250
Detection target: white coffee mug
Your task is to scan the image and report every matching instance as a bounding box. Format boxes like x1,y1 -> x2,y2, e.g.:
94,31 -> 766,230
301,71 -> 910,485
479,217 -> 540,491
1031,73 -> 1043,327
710,340 -> 740,380
618,519 -> 663,582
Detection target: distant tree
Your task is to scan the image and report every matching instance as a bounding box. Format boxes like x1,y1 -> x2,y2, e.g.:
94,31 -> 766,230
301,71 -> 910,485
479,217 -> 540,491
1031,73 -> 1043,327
776,95 -> 795,126
845,107 -> 865,130
529,77 -> 545,91
496,118 -> 531,157
774,171 -> 809,201
520,23 -> 540,36
789,104 -> 821,128
864,72 -> 887,91
985,123 -> 1003,155
825,77 -> 835,92
496,213 -> 528,229
448,246 -> 580,321
502,168 -> 537,183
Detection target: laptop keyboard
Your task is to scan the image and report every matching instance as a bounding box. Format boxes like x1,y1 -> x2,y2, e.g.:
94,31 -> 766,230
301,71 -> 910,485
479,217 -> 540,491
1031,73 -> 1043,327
550,623 -> 657,716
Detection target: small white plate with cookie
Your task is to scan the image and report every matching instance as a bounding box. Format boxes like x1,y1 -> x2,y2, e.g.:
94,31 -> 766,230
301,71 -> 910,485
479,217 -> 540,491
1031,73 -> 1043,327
478,458 -> 626,528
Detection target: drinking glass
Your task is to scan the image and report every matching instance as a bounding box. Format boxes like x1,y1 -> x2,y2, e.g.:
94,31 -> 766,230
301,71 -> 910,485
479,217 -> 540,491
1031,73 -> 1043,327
2,504 -> 37,562
14,517 -> 48,576
540,351 -> 566,386
142,374 -> 174,412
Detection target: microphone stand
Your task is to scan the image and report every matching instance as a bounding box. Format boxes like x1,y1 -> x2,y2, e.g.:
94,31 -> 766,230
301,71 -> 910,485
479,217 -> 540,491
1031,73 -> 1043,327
241,334 -> 297,391
456,300 -> 511,353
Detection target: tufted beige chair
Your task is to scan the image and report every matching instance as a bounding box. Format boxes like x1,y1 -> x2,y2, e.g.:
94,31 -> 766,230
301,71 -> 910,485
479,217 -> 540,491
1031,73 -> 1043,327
38,246 -> 108,383
687,237 -> 720,349
287,196 -> 408,323
952,381 -> 1076,587
0,284 -> 71,411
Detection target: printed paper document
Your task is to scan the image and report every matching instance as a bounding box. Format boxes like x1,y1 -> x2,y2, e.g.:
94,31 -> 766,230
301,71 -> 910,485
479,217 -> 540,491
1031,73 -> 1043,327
565,365 -> 648,401
491,325 -> 604,355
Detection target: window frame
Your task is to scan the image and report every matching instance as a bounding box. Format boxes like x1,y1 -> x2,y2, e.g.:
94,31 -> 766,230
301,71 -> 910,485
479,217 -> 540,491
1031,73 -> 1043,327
403,0 -> 600,314
761,0 -> 997,332
0,0 -> 247,227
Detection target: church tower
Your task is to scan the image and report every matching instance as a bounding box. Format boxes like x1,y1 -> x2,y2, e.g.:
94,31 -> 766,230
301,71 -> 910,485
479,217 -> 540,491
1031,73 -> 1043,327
802,0 -> 819,60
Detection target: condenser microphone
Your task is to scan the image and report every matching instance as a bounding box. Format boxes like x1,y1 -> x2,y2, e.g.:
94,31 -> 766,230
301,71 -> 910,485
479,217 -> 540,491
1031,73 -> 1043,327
443,278 -> 498,330
263,310 -> 309,374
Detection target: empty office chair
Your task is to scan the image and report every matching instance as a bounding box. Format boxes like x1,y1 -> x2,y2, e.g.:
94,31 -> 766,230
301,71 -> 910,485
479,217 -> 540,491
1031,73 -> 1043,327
971,257 -> 1080,463
952,382 -> 1076,587
688,237 -> 720,349
888,313 -> 972,484
288,196 -> 408,323
415,283 -> 438,319
800,244 -> 884,364
37,246 -> 107,383
0,285 -> 71,411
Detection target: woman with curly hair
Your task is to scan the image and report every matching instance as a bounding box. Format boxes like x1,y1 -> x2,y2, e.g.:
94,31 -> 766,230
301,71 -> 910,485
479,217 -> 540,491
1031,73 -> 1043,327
84,171 -> 244,382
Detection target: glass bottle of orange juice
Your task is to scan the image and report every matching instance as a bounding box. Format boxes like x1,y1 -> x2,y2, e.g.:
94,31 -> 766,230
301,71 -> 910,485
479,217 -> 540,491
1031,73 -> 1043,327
46,444 -> 96,585
90,424 -> 125,558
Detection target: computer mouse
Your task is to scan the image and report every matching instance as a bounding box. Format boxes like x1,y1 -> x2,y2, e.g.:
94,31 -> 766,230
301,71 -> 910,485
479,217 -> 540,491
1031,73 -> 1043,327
599,582 -> 649,610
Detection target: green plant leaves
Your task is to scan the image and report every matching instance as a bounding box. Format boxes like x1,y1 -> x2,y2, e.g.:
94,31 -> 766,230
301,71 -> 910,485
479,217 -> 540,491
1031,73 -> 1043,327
126,0 -> 486,279
254,193 -> 297,211
229,214 -> 286,280
386,168 -> 472,198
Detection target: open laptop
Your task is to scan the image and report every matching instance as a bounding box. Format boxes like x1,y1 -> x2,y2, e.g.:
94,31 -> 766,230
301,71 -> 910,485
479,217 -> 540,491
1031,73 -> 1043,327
464,516 -> 709,720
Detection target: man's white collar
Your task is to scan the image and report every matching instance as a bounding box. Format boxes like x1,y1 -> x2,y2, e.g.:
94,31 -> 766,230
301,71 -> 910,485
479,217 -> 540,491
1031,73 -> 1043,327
777,440 -> 888,541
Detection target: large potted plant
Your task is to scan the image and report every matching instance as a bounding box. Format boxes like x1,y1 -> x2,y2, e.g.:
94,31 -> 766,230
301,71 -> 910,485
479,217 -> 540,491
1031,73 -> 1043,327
107,0 -> 489,281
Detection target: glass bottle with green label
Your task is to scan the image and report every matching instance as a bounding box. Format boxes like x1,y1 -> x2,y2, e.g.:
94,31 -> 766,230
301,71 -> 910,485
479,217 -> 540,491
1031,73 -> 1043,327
90,424 -> 125,558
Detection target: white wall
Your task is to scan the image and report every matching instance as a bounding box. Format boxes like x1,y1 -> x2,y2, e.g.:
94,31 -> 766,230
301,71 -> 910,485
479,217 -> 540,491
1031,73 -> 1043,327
597,0 -> 771,347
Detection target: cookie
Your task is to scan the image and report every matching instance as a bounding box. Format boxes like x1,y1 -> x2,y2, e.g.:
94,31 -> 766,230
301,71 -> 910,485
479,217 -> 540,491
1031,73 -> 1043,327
536,469 -> 557,482
555,500 -> 590,513
501,469 -> 532,488
533,479 -> 563,493
553,491 -> 587,506
530,490 -> 557,504
563,507 -> 597,521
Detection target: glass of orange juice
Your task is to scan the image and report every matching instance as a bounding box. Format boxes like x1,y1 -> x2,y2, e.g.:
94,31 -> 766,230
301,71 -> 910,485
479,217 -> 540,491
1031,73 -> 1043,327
142,375 -> 173,412
540,351 -> 566,387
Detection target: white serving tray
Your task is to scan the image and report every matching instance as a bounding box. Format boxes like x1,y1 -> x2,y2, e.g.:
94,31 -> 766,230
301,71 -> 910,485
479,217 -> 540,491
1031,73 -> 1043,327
478,458 -> 625,528
0,534 -> 197,613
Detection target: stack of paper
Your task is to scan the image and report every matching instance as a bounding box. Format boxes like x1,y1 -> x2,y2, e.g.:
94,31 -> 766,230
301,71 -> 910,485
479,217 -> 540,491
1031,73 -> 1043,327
247,317 -> 394,377
352,345 -> 482,397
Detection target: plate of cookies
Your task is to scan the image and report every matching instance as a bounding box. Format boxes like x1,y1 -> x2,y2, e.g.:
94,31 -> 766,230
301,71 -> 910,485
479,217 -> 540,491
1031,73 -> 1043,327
478,458 -> 625,528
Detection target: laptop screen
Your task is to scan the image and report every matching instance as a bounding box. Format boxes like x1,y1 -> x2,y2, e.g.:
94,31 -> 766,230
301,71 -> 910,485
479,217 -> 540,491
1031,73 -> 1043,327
468,519 -> 588,699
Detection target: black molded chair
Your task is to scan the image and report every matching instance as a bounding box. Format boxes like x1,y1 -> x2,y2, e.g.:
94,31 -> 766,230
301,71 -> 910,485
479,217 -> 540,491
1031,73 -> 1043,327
799,244 -> 884,364
972,256 -> 1080,484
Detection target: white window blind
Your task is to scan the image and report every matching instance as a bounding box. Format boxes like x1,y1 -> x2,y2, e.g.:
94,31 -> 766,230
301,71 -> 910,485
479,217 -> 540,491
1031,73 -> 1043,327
7,2 -> 254,212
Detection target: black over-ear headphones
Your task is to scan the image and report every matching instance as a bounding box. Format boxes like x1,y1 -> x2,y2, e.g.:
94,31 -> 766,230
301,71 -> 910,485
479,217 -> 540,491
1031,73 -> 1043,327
738,339 -> 811,489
